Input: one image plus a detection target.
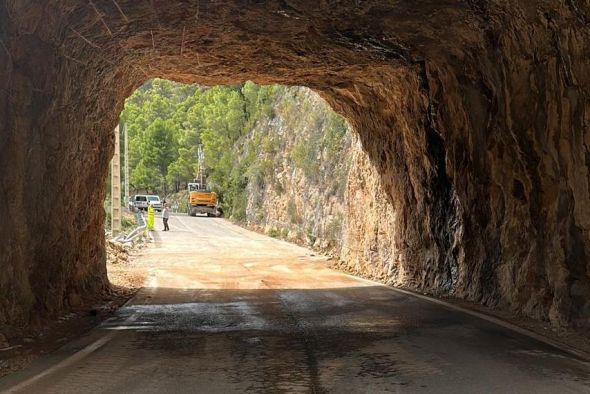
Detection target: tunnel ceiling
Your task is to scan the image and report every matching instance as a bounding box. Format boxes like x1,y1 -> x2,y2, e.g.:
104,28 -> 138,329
53,1 -> 480,86
0,1 -> 589,331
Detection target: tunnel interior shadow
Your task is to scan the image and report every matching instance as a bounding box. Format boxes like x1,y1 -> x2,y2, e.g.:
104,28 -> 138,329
101,286 -> 588,366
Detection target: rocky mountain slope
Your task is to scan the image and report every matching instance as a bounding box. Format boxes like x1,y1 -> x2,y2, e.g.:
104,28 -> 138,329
240,87 -> 351,252
237,87 -> 405,289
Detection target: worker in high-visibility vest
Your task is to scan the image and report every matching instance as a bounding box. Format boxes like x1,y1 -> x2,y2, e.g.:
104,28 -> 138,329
147,203 -> 155,231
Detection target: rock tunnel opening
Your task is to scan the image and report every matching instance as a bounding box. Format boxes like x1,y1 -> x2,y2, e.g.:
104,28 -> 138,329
1,1 -> 589,334
115,78 -> 349,214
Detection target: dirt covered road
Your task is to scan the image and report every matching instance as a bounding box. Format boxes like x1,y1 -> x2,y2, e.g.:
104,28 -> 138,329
1,215 -> 589,393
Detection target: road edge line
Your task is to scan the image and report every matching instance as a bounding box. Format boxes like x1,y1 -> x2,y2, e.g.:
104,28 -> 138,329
3,293 -> 142,393
3,331 -> 117,393
336,271 -> 590,363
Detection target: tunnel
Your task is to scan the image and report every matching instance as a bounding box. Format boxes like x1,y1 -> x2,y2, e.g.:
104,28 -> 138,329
0,0 -> 589,333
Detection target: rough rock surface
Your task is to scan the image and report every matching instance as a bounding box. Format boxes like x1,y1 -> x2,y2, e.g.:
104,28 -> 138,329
243,87 -> 352,252
239,87 -> 418,294
339,137 -> 402,286
1,1 -> 589,330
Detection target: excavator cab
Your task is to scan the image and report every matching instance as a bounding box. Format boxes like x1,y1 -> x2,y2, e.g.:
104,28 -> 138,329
187,181 -> 221,217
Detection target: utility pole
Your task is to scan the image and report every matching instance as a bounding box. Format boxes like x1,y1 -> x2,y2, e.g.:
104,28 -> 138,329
111,124 -> 122,236
197,144 -> 204,188
123,122 -> 129,211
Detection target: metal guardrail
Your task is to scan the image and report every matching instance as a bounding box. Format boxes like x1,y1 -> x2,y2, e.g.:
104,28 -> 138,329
112,211 -> 148,244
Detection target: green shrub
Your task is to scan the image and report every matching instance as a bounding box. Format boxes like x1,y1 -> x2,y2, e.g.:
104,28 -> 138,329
291,139 -> 320,180
121,216 -> 136,231
268,228 -> 281,238
306,226 -> 317,244
261,135 -> 279,154
323,112 -> 348,161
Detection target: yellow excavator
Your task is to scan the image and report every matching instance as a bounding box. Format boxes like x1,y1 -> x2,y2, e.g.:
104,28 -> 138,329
188,146 -> 222,217
187,181 -> 222,217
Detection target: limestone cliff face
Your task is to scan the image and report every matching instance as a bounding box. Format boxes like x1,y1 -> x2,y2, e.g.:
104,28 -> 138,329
338,139 -> 401,286
1,1 -> 589,331
242,87 -> 352,253
240,87 -> 426,291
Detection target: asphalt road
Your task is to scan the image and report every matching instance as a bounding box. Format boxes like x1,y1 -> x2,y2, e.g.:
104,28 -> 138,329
1,215 -> 589,393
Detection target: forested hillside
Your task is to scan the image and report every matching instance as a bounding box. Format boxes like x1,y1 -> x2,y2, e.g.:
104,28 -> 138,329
121,79 -> 348,221
122,80 -> 282,216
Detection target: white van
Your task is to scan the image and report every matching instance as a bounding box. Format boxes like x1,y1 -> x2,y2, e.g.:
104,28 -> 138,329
147,195 -> 162,211
130,195 -> 149,211
130,194 -> 162,211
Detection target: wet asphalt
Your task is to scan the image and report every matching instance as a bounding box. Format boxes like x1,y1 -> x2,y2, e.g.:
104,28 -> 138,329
1,214 -> 589,393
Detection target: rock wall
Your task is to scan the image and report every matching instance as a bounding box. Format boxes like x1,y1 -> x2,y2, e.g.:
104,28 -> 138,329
338,138 -> 402,286
240,87 -> 401,285
1,1 -> 589,330
243,87 -> 352,253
